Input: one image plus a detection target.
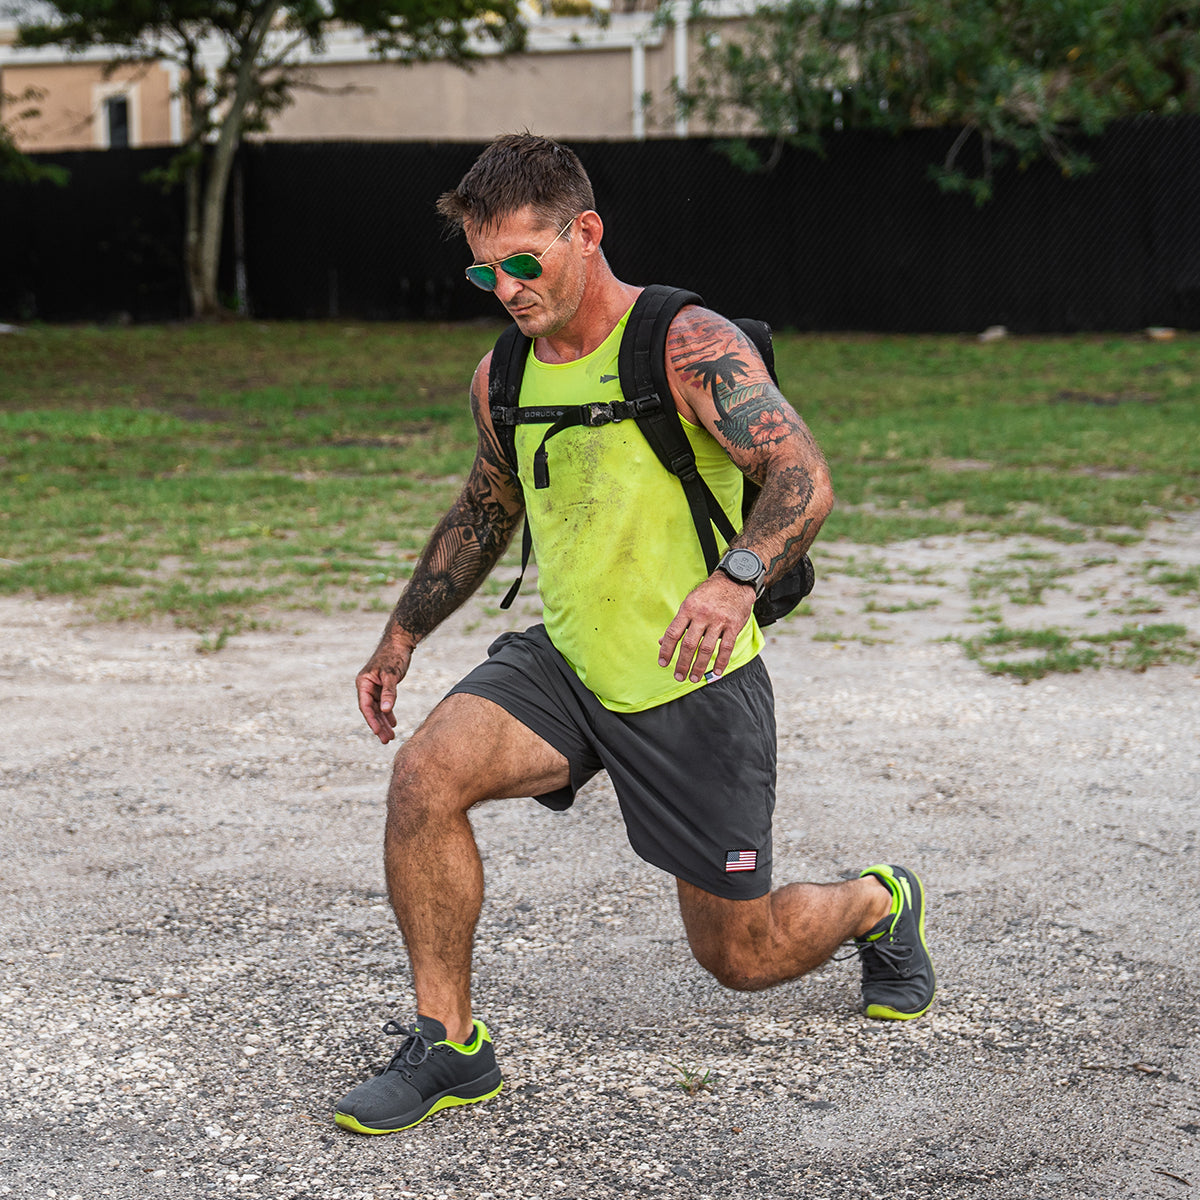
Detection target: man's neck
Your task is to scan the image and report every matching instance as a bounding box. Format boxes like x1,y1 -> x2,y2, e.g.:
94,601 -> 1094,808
534,271 -> 641,364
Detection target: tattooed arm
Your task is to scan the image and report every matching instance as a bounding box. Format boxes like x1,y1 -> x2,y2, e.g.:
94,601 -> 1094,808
657,306 -> 834,684
356,356 -> 525,743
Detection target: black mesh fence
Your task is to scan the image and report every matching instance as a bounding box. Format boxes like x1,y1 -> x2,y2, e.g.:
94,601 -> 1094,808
3,117 -> 1199,330
0,146 -> 188,323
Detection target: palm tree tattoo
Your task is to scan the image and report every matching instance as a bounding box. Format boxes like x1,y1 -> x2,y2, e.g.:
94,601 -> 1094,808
670,315 -> 802,451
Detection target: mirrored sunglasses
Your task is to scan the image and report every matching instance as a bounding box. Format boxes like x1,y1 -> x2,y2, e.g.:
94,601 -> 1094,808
465,216 -> 578,292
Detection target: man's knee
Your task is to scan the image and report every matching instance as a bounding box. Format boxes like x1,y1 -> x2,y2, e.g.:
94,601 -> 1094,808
385,736 -> 466,839
678,882 -> 776,991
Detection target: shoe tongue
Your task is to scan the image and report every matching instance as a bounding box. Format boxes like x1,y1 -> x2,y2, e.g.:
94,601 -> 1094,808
413,1015 -> 447,1044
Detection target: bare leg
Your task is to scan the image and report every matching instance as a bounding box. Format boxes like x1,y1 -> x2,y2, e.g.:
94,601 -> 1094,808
676,875 -> 893,991
383,693 -> 570,1043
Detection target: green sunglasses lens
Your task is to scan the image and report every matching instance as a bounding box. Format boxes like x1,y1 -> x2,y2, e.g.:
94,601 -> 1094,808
500,254 -> 542,281
465,252 -> 546,292
465,265 -> 498,291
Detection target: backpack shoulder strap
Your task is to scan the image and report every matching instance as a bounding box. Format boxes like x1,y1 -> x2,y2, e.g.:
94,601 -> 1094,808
487,323 -> 534,609
619,285 -> 735,574
487,322 -> 532,484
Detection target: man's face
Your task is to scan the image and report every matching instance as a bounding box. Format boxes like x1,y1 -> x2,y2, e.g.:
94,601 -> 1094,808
464,207 -> 586,339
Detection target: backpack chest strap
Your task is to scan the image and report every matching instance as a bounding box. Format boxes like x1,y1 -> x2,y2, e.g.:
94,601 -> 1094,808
493,396 -> 665,489
491,395 -> 662,430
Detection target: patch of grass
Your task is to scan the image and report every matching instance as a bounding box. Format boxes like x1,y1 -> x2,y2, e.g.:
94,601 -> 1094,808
1081,623 -> 1198,671
863,597 -> 942,614
2,324 -> 1197,641
960,622 -> 1198,680
968,604 -> 1004,623
968,557 -> 1074,605
820,554 -> 894,582
1111,596 -> 1166,616
812,629 -> 891,645
959,626 -> 1102,680
1143,563 -> 1200,596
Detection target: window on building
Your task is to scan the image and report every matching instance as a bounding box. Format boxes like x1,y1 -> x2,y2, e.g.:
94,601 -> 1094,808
105,94 -> 130,149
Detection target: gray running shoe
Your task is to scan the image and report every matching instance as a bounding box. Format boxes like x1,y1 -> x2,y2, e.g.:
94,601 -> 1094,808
854,864 -> 935,1020
334,1016 -> 502,1134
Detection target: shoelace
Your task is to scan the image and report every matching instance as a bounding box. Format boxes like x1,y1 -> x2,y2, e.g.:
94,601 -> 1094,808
857,936 -> 914,978
378,1020 -> 435,1076
832,935 -> 914,976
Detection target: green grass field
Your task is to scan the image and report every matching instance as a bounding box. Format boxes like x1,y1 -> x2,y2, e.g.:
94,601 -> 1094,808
1,322 -> 1197,661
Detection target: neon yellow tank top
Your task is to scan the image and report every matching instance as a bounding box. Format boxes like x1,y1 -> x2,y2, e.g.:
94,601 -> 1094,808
515,305 -> 764,713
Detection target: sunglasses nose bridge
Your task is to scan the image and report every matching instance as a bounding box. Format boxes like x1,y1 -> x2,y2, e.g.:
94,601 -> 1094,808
492,269 -> 528,302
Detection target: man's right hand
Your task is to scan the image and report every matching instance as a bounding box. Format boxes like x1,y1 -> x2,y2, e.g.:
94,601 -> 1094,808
356,640 -> 415,744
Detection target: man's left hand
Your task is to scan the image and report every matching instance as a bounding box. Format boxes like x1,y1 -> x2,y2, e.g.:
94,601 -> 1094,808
659,573 -> 756,683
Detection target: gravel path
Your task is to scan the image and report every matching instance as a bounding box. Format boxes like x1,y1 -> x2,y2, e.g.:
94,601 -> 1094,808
2,521 -> 1198,1199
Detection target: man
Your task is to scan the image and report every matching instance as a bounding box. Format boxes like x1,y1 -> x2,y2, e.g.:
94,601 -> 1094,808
334,134 -> 934,1136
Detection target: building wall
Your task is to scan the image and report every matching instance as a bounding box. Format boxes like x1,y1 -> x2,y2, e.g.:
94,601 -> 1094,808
0,8 -> 751,152
266,51 -> 647,142
2,59 -> 176,150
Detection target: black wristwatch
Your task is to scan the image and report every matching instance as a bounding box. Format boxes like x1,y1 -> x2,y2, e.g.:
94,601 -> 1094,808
716,548 -> 766,598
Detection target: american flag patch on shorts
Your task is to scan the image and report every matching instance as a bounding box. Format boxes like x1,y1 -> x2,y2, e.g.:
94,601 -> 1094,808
725,849 -> 758,873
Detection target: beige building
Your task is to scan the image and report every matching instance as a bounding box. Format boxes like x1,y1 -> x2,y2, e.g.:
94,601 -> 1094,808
0,26 -> 183,150
0,3 -> 749,152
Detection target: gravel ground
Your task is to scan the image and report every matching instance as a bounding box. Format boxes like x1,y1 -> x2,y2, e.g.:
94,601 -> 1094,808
2,520 -> 1198,1200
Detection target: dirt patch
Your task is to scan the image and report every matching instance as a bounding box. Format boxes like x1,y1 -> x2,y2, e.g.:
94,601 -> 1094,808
1,517 -> 1198,1198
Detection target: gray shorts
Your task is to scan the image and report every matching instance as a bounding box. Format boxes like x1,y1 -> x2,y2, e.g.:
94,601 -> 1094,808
447,624 -> 776,900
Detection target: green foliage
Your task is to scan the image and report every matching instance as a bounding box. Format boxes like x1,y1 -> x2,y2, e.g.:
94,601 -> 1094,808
0,87 -> 69,186
679,0 -> 1200,200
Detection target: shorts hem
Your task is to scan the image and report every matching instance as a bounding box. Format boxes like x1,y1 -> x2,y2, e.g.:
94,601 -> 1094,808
654,857 -> 773,902
446,680 -> 591,811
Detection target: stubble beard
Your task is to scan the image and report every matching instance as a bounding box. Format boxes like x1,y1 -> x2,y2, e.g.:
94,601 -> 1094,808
510,265 -> 588,340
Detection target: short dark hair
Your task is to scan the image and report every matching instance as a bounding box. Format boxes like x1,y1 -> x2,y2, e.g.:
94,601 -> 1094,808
436,133 -> 595,234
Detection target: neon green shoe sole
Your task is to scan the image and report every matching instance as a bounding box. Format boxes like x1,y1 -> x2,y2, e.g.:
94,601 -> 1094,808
334,1080 -> 503,1135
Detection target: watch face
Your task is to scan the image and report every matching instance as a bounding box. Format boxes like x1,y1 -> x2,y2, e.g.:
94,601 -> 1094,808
724,549 -> 761,580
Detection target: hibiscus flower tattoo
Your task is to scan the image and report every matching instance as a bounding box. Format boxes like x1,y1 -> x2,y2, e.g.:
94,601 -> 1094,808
747,406 -> 792,447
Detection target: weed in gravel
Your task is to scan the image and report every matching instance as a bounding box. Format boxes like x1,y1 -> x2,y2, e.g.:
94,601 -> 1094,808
968,604 -> 1004,623
668,1062 -> 714,1095
813,629 -> 892,646
822,555 -> 894,582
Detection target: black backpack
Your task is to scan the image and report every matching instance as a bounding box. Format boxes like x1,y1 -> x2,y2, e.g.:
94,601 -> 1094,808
487,284 -> 815,627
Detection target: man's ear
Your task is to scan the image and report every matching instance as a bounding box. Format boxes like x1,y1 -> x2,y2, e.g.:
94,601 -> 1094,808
577,210 -> 604,258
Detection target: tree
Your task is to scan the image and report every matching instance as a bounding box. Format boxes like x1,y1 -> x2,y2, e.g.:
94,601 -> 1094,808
18,0 -> 525,316
676,0 -> 1200,201
1,84 -> 69,185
